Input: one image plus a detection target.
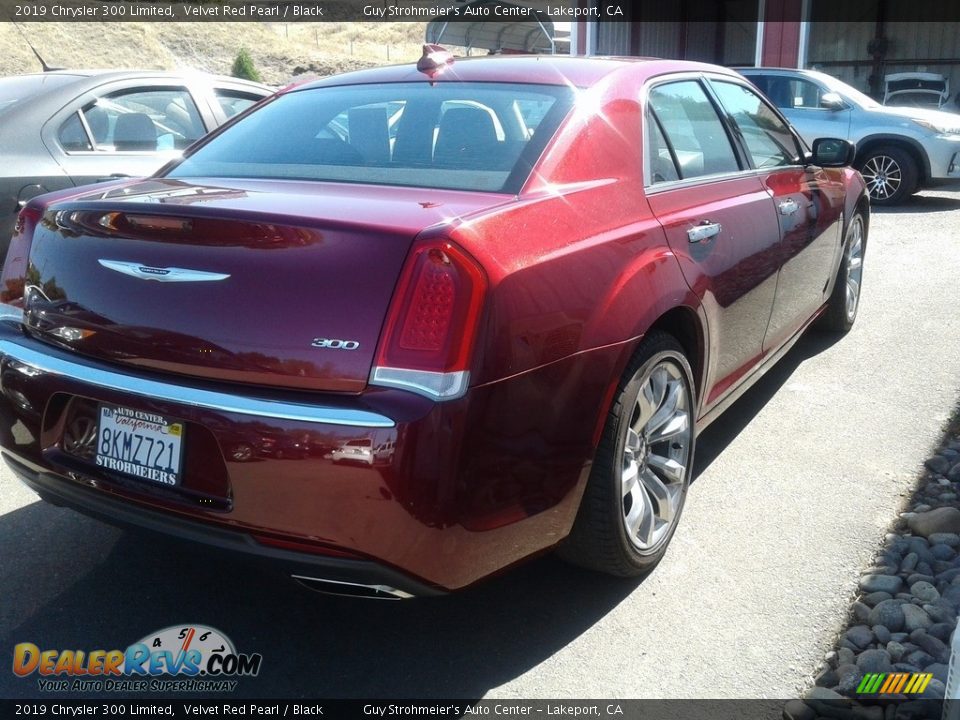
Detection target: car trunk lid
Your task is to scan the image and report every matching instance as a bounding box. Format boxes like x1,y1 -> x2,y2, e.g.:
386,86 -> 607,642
22,178 -> 508,393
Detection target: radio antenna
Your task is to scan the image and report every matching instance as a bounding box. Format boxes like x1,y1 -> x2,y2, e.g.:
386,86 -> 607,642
8,19 -> 62,72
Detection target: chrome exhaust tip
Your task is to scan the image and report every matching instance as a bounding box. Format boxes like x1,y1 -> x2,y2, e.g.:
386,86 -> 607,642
291,574 -> 414,600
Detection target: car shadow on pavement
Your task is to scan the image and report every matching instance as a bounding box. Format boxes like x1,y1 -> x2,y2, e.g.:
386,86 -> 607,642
0,330 -> 845,700
873,193 -> 960,215
694,329 -> 842,479
0,499 -> 642,699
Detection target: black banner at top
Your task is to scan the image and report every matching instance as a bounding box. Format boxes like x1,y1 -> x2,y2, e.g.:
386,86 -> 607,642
2,0 -> 960,23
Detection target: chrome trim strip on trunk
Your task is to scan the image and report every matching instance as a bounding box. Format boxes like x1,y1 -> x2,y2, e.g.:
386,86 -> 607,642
0,306 -> 394,428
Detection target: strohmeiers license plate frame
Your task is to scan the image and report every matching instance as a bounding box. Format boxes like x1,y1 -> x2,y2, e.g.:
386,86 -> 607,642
95,403 -> 185,487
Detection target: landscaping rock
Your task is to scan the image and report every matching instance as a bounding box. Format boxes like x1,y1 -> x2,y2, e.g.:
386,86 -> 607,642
912,632 -> 949,663
783,699 -> 817,720
926,456 -> 950,474
907,507 -> 960,537
928,533 -> 960,547
859,574 -> 904,595
856,648 -> 893,673
910,581 -> 940,603
901,604 -> 932,632
844,625 -> 874,649
873,624 -> 892,645
863,591 -> 893,607
869,600 -> 905,632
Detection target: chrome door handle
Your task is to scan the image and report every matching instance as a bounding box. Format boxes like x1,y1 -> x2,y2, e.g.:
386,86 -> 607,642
778,199 -> 799,215
687,222 -> 721,243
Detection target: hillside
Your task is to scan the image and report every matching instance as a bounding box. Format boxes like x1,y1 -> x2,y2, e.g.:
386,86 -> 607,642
0,21 -> 429,84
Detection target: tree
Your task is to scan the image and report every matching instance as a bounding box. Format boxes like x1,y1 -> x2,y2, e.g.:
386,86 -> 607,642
231,48 -> 262,82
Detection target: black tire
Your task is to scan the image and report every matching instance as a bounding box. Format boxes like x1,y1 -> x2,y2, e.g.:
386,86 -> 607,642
821,211 -> 866,334
558,331 -> 696,577
857,145 -> 918,206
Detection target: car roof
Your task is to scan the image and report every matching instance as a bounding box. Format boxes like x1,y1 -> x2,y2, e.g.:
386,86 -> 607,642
297,55 -> 742,91
10,69 -> 270,91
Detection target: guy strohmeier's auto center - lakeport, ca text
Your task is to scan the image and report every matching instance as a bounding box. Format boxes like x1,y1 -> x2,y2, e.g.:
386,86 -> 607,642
12,2 -> 626,19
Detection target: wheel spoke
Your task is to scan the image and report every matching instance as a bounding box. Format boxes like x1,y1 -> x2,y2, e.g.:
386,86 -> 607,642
647,452 -> 685,484
622,459 -> 639,496
641,467 -> 673,523
848,256 -> 862,272
634,370 -> 664,430
647,380 -> 681,433
847,277 -> 860,301
647,410 -> 689,444
625,427 -> 642,453
624,484 -> 654,545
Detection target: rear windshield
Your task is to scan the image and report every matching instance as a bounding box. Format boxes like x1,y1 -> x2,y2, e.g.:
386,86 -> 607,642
167,82 -> 574,193
0,74 -> 78,116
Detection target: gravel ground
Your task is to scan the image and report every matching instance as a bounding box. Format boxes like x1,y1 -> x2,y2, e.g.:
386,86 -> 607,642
787,407 -> 960,719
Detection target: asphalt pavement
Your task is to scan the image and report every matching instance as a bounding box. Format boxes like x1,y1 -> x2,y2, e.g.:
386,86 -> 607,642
1,190 -> 959,699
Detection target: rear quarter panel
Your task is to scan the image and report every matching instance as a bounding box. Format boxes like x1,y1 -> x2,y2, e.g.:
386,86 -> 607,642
446,67 -> 702,390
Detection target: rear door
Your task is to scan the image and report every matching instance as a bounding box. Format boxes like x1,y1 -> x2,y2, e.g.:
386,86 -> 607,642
708,78 -> 846,350
43,80 -> 217,187
643,77 -> 783,410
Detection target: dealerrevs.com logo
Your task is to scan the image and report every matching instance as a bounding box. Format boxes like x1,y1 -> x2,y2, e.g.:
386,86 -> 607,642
13,624 -> 263,693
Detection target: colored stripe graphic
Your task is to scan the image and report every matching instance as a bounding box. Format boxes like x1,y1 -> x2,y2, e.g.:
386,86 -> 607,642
892,673 -> 910,693
878,673 -> 897,693
869,673 -> 886,693
855,672 -> 932,695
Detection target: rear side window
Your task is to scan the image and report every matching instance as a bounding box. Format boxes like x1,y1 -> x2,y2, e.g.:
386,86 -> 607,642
647,81 -> 740,180
710,81 -> 799,168
81,87 -> 206,152
646,115 -> 681,184
58,112 -> 92,151
215,89 -> 262,119
168,82 -> 574,193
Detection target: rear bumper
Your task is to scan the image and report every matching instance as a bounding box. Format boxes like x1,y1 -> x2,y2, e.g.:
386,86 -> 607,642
3,451 -> 437,599
0,305 -> 614,591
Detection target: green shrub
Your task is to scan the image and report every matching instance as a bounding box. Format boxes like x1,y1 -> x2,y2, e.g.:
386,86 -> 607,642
231,48 -> 262,82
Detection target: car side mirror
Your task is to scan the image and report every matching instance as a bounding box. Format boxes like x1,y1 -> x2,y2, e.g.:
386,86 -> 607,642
820,92 -> 846,111
810,138 -> 855,167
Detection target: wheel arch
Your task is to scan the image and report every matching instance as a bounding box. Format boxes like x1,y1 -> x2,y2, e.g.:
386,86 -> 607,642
854,134 -> 930,183
646,305 -> 707,406
590,301 -> 708,448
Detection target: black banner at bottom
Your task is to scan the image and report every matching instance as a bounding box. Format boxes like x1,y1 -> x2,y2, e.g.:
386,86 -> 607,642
0,699 -> 948,720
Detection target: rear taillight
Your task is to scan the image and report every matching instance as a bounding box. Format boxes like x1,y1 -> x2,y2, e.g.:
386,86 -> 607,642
1,204 -> 44,307
371,240 -> 486,401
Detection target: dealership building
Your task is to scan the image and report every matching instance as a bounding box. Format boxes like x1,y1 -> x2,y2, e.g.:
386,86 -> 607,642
569,0 -> 960,102
427,0 -> 960,104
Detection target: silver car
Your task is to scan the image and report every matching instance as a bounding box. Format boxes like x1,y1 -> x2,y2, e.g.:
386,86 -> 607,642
0,70 -> 271,256
739,67 -> 960,205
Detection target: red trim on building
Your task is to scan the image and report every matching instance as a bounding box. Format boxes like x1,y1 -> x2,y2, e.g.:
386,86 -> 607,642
761,0 -> 803,67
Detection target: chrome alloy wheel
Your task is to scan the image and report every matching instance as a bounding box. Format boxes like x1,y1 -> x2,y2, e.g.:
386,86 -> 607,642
861,155 -> 902,201
844,216 -> 864,322
621,359 -> 693,553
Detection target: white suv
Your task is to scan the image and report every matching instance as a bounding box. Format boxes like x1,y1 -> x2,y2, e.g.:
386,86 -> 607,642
739,67 -> 960,205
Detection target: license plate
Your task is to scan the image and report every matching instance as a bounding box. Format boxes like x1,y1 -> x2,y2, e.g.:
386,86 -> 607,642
95,404 -> 184,486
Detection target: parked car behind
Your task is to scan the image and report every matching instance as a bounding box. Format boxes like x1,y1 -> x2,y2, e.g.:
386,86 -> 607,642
0,54 -> 869,597
883,72 -> 951,111
0,70 -> 271,257
739,67 -> 960,204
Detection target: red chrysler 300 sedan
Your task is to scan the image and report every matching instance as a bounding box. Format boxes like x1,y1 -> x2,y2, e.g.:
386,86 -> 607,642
0,55 -> 868,597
